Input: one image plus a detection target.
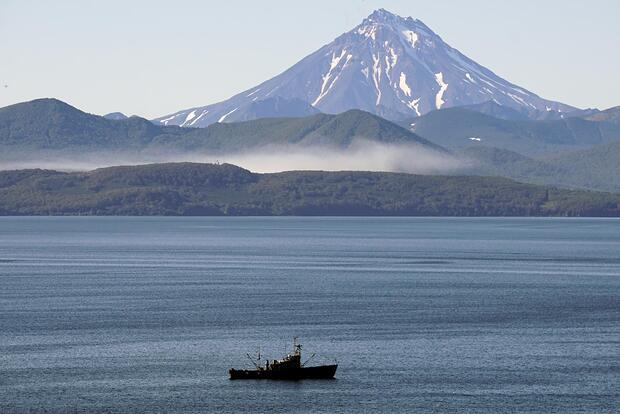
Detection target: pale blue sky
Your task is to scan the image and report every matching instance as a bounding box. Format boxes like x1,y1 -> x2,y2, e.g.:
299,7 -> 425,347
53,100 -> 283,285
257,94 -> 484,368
1,0 -> 618,118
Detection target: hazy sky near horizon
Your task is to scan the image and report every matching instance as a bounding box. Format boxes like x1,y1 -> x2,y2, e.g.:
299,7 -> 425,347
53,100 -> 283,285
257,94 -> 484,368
1,0 -> 619,118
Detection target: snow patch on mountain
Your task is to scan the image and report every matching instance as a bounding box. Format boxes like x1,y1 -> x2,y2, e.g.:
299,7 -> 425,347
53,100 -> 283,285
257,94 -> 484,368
372,53 -> 383,105
313,50 -> 350,106
402,30 -> 418,48
181,110 -> 197,127
434,73 -> 448,109
218,107 -> 238,123
356,24 -> 378,41
190,110 -> 209,126
409,98 -> 421,116
399,72 -> 411,97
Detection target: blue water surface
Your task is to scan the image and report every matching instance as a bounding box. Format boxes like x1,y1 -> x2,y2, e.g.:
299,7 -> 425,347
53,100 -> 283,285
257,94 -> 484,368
0,217 -> 618,413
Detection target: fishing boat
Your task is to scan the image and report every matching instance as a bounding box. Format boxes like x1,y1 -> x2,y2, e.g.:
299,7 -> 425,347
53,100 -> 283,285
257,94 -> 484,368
229,338 -> 337,380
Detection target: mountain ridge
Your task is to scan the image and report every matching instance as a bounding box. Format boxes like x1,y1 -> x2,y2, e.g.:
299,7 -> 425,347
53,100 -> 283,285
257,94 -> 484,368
0,98 -> 443,154
462,142 -> 620,193
103,112 -> 128,120
405,106 -> 620,156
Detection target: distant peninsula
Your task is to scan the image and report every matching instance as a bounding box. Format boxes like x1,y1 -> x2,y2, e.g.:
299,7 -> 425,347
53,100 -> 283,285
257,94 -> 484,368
1,163 -> 619,216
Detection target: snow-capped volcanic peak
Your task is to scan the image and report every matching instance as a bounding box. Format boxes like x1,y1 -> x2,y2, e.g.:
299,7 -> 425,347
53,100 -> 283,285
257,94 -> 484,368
154,8 -> 575,127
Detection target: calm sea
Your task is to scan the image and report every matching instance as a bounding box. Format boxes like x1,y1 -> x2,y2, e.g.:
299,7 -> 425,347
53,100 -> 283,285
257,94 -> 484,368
0,217 -> 619,413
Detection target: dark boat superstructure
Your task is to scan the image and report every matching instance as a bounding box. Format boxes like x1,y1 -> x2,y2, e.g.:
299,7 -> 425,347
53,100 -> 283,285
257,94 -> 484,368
229,338 -> 337,380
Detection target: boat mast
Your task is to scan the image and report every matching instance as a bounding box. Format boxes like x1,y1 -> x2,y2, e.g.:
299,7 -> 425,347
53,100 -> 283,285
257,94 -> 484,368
293,337 -> 302,356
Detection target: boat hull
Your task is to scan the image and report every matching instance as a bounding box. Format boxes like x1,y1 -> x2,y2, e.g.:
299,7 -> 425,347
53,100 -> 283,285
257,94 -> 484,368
229,364 -> 337,380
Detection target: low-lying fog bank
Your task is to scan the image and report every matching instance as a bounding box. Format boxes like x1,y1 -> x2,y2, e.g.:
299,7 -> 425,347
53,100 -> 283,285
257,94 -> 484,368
0,141 -> 469,174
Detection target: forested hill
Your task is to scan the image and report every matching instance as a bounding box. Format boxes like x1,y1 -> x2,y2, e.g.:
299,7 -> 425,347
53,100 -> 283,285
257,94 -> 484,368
1,163 -> 619,216
0,98 -> 439,153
